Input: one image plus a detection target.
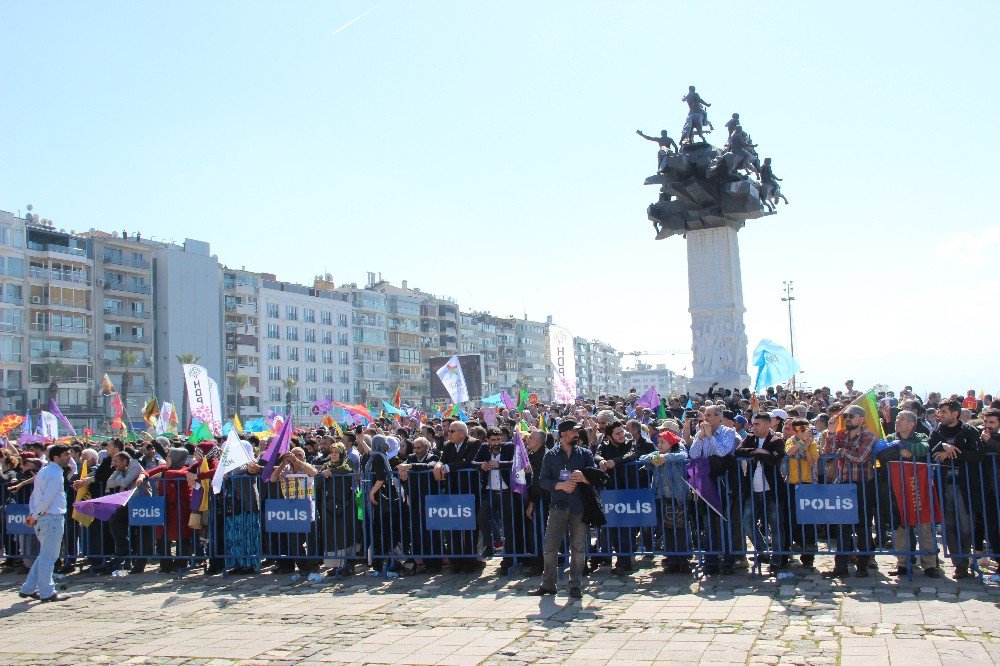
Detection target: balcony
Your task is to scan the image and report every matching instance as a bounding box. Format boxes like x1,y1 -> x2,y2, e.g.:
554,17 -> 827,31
102,280 -> 151,295
33,350 -> 91,361
29,296 -> 89,310
0,322 -> 23,334
0,294 -> 23,306
104,333 -> 150,345
28,267 -> 90,286
102,253 -> 150,270
104,357 -> 152,368
27,241 -> 87,258
30,323 -> 92,337
104,307 -> 151,320
0,353 -> 22,363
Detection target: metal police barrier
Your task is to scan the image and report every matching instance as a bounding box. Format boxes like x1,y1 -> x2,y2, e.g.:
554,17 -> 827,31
935,452 -> 1000,575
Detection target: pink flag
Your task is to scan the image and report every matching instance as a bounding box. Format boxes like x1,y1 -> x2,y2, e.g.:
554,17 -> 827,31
261,416 -> 292,482
501,390 -> 516,411
637,385 -> 659,410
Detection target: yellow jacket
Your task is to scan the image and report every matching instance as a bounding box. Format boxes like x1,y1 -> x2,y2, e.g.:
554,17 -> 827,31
784,437 -> 819,484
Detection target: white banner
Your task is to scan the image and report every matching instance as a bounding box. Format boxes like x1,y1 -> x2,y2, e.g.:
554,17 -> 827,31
548,324 -> 577,404
183,364 -> 223,435
436,355 -> 470,404
39,410 -> 59,440
212,429 -> 253,494
156,402 -> 173,435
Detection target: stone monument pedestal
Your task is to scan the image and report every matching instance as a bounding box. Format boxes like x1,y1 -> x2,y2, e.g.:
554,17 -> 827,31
686,225 -> 751,392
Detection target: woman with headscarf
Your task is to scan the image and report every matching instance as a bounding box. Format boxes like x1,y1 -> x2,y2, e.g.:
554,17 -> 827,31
365,434 -> 406,574
145,448 -> 195,573
317,442 -> 357,576
221,451 -> 262,575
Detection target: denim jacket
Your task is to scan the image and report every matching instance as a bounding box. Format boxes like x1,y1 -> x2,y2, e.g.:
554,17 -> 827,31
640,446 -> 689,499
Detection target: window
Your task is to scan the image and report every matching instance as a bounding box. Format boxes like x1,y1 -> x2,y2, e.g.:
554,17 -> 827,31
399,349 -> 420,364
286,306 -> 297,320
131,326 -> 144,339
306,368 -> 316,383
288,367 -> 299,380
267,324 -> 280,339
267,303 -> 279,318
339,389 -> 350,402
286,326 -> 298,341
1,257 -> 24,277
337,313 -> 348,327
0,337 -> 22,362
305,348 -> 316,363
288,346 -> 299,361
338,351 -> 349,365
322,331 -> 332,345
321,311 -> 332,325
305,387 -> 317,401
322,369 -> 334,383
268,365 -> 281,381
303,308 -> 315,323
322,350 -> 333,364
268,344 -> 280,360
338,332 -> 349,346
269,386 -> 281,402
304,328 -> 316,343
339,370 -> 350,383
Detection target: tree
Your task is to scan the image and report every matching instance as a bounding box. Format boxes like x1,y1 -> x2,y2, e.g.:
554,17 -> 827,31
283,377 -> 299,420
233,374 -> 249,420
176,352 -> 200,430
45,361 -> 72,407
119,351 -> 139,420
513,374 -> 530,394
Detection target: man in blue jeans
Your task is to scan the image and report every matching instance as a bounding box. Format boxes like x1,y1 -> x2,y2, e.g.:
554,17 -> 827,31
19,444 -> 72,603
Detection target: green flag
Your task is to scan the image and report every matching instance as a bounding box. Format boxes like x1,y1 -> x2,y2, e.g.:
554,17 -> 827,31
657,403 -> 667,420
516,390 -> 529,411
188,420 -> 212,444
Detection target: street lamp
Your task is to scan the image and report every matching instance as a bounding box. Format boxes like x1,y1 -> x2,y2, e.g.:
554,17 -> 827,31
781,281 -> 796,390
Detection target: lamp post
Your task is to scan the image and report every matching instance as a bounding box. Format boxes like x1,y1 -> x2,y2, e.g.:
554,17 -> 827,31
781,281 -> 796,390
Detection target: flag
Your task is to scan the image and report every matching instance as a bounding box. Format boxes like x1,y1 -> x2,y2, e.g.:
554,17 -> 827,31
436,355 -> 470,404
751,339 -> 800,392
482,392 -> 504,407
456,407 -> 469,422
685,459 -> 725,518
516,390 -> 530,411
142,397 -> 159,430
188,420 -> 212,444
518,419 -> 530,433
657,402 -> 667,420
0,413 -> 24,436
481,407 -> 498,426
312,397 -> 333,415
168,404 -> 179,434
73,488 -> 136,521
71,459 -> 94,527
332,402 -> 374,423
637,386 -> 659,410
233,413 -> 243,433
101,373 -> 115,396
834,389 -> 887,441
212,429 -> 255,494
381,400 -> 407,417
49,400 -> 77,437
538,412 -> 547,433
889,461 -> 942,526
156,402 -> 173,435
392,387 -> 401,409
261,416 -> 293,483
39,411 -> 59,441
511,430 -> 530,498
20,412 -> 32,437
197,454 -> 210,511
501,390 -> 516,411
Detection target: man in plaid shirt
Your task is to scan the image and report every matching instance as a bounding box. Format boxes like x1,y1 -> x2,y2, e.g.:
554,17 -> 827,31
823,405 -> 877,578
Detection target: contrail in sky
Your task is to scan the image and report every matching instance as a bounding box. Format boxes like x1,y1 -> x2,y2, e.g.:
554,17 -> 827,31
330,4 -> 382,37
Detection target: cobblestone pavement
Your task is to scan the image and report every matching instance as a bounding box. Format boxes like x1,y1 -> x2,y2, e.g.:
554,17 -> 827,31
3,555 -> 1000,665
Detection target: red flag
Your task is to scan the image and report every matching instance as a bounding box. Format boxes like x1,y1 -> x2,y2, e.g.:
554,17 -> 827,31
889,461 -> 942,526
392,387 -> 401,409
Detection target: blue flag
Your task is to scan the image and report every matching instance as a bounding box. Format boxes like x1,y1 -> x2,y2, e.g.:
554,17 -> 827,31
751,339 -> 800,392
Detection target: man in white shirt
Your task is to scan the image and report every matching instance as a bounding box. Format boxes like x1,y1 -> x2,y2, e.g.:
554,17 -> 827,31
19,445 -> 72,602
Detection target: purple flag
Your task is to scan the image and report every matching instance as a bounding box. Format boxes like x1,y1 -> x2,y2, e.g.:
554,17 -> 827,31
685,458 -> 725,519
260,416 -> 292,483
50,399 -> 77,437
73,488 -> 135,521
501,390 -> 516,411
637,386 -> 659,410
510,429 -> 530,498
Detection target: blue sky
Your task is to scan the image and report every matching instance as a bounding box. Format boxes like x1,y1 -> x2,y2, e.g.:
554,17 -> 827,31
2,1 -> 997,396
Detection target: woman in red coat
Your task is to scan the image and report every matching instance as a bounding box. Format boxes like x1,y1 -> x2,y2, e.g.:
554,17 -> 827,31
146,448 -> 195,573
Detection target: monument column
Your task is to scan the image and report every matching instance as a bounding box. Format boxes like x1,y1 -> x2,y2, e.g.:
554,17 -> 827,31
685,225 -> 750,392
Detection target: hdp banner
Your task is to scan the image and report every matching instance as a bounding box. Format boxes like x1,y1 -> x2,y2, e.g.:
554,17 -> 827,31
425,494 -> 476,530
548,324 -> 577,404
182,363 -> 223,435
435,355 -> 470,404
794,484 -> 858,524
263,499 -> 313,533
888,461 -> 942,526
129,496 -> 166,526
5,504 -> 34,535
601,489 -> 658,527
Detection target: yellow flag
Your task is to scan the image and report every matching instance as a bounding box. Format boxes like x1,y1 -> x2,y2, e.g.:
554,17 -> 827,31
71,460 -> 94,527
233,413 -> 243,433
198,455 -> 210,512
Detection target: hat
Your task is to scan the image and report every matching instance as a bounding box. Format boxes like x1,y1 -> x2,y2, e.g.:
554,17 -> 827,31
734,415 -> 748,427
842,405 -> 866,417
769,409 -> 789,420
557,419 -> 579,434
197,442 -> 214,454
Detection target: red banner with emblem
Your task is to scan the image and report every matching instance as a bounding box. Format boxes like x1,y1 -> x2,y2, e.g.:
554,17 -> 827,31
889,461 -> 942,526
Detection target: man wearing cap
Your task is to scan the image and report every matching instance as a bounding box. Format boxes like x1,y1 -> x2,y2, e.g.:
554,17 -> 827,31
823,404 -> 877,578
528,420 -> 595,599
19,444 -> 72,603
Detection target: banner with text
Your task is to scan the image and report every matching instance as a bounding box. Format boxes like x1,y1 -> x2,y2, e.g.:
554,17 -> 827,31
128,496 -> 166,526
183,363 -> 223,435
601,489 -> 658,528
425,494 -> 477,531
794,484 -> 859,524
548,324 -> 577,404
264,499 -> 313,533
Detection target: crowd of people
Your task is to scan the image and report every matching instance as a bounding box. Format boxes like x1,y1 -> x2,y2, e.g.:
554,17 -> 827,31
2,380 -> 999,602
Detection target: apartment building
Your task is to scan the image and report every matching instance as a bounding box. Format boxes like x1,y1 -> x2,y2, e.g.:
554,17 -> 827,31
621,363 -> 688,398
222,267 -> 262,418
575,337 -> 625,398
0,212 -> 27,415
336,280 -> 388,404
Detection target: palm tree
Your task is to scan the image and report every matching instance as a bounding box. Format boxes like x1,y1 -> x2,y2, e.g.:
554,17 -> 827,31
176,352 -> 200,430
513,374 -> 530,394
233,374 -> 249,420
46,361 -> 72,407
119,351 -> 139,420
283,377 -> 299,420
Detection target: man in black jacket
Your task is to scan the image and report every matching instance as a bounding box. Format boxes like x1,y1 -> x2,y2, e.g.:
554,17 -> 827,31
524,430 -> 550,575
434,422 -> 482,572
596,421 -> 635,573
931,399 -> 984,579
735,414 -> 787,574
473,427 -> 525,576
397,436 -> 442,573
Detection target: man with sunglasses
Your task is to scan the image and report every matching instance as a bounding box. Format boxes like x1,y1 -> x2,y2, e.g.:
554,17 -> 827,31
823,404 -> 877,578
736,413 -> 787,575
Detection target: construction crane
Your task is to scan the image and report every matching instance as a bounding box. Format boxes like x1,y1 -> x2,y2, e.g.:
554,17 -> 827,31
625,349 -> 691,372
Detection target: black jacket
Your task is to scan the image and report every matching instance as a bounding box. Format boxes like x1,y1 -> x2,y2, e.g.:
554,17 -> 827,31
580,466 -> 610,528
473,443 -> 514,489
735,433 -> 786,497
931,422 -> 984,487
439,437 -> 482,493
